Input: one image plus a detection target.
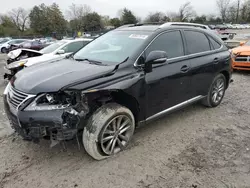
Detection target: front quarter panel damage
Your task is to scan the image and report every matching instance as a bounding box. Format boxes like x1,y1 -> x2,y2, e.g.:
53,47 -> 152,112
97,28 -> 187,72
80,72 -> 147,123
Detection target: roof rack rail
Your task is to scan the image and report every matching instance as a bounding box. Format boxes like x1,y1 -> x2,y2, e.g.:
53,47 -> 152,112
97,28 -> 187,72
159,22 -> 208,29
117,22 -> 165,29
117,24 -> 135,29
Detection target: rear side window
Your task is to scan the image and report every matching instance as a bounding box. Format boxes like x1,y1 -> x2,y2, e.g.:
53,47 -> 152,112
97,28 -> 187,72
209,37 -> 221,49
184,31 -> 211,54
146,31 -> 184,59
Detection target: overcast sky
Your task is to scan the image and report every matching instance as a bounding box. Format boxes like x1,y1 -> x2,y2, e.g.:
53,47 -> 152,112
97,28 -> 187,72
0,0 -> 218,19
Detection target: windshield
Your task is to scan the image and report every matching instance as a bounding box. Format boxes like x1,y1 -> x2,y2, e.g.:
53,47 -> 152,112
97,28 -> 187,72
73,30 -> 151,64
40,41 -> 67,54
0,39 -> 9,44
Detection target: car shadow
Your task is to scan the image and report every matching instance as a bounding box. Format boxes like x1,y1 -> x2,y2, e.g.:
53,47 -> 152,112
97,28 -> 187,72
233,70 -> 250,75
11,102 -> 206,164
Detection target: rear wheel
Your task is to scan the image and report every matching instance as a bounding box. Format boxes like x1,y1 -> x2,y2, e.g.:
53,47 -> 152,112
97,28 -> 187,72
202,74 -> 226,107
83,103 -> 135,160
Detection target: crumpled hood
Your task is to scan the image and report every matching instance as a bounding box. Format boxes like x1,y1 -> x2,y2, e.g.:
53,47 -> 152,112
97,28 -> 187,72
8,49 -> 43,59
13,59 -> 116,94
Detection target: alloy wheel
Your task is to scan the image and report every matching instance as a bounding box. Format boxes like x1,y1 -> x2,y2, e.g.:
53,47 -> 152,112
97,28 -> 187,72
211,78 -> 225,104
100,115 -> 133,155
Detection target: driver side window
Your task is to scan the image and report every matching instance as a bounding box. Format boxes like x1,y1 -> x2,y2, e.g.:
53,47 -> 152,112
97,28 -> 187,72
145,31 -> 184,59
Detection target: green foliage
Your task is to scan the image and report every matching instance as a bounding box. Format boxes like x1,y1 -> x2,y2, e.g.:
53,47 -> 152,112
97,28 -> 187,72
145,12 -> 170,23
82,12 -> 104,31
110,18 -> 121,27
192,15 -> 207,24
29,3 -> 67,35
0,15 -> 20,36
121,8 -> 137,24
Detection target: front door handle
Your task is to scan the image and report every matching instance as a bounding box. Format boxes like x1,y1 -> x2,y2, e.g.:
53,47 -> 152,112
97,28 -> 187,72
213,58 -> 219,64
180,65 -> 190,73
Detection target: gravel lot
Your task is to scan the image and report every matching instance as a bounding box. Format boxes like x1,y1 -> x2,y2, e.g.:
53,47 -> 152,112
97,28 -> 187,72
0,33 -> 250,188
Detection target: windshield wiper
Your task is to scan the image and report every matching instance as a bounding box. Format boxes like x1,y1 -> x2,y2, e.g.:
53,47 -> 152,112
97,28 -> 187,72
74,58 -> 107,66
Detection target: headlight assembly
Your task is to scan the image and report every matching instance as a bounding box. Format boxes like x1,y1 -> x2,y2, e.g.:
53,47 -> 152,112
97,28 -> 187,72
24,91 -> 79,111
6,60 -> 28,70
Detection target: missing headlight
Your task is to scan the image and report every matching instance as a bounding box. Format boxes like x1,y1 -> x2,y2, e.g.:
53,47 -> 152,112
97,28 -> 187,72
46,94 -> 55,104
25,91 -> 80,111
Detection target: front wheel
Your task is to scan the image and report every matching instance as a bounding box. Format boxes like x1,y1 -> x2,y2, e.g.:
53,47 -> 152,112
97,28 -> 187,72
202,74 -> 226,107
1,47 -> 7,53
83,103 -> 135,160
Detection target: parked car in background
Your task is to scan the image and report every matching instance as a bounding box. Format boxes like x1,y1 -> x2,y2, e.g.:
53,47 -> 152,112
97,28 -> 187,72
3,23 -> 232,160
208,25 -> 216,29
4,38 -> 93,79
0,38 -> 11,44
0,39 -> 28,53
225,24 -> 234,29
231,40 -> 250,70
40,37 -> 57,45
214,24 -> 228,30
242,24 -> 250,29
9,40 -> 50,52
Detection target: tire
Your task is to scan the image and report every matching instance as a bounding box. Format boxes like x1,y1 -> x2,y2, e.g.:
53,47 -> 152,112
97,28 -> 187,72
202,74 -> 226,107
83,103 -> 135,160
1,47 -> 7,53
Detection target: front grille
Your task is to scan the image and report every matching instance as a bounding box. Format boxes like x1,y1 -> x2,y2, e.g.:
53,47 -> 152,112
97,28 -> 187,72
235,56 -> 250,62
8,86 -> 30,109
4,97 -> 28,138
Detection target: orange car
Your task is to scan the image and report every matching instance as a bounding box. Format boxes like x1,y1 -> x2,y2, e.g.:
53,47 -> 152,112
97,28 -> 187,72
231,40 -> 250,70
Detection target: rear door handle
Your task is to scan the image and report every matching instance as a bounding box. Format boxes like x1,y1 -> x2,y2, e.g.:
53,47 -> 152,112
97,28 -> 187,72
213,58 -> 219,64
180,65 -> 190,73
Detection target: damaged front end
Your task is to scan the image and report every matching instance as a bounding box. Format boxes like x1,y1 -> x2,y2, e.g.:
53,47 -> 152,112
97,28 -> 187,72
4,49 -> 43,80
4,87 -> 90,147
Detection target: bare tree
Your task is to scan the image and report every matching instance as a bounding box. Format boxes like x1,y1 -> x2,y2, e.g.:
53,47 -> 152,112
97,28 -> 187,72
178,2 -> 196,22
227,5 -> 237,23
216,0 -> 231,22
167,12 -> 179,21
66,3 -> 91,31
67,3 -> 91,20
8,8 -> 29,32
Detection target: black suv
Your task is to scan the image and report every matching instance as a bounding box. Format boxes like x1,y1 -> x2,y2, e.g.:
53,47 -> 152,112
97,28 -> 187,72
4,24 -> 232,160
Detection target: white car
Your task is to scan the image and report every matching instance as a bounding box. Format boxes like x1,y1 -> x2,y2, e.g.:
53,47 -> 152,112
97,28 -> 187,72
4,38 -> 93,80
0,39 -> 28,53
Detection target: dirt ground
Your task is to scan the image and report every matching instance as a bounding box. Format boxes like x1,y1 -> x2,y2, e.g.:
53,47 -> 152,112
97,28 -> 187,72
0,35 -> 250,188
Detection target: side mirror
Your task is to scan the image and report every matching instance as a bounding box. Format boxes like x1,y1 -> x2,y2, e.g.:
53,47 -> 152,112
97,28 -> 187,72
145,51 -> 167,65
57,49 -> 65,54
240,41 -> 245,46
144,51 -> 167,73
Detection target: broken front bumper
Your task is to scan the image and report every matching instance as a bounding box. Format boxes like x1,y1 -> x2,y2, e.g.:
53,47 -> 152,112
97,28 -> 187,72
3,66 -> 14,80
3,95 -> 82,143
